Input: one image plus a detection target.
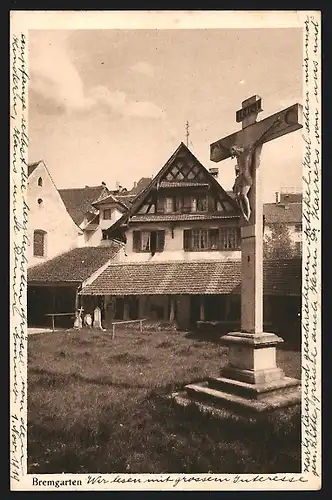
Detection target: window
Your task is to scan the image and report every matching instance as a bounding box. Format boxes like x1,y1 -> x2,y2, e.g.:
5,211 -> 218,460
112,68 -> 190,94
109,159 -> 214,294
37,198 -> 43,207
220,227 -> 239,250
211,198 -> 224,212
156,196 -> 165,213
195,195 -> 208,212
165,197 -> 175,213
103,209 -> 113,220
183,227 -> 240,251
180,196 -> 192,213
141,231 -> 151,251
210,228 -> 219,249
191,229 -> 209,250
33,230 -> 46,257
294,223 -> 302,232
133,230 -> 165,253
294,241 -> 302,255
38,177 -> 43,187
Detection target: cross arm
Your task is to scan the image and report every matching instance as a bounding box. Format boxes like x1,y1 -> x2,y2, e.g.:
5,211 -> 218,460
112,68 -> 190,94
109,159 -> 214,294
210,103 -> 303,163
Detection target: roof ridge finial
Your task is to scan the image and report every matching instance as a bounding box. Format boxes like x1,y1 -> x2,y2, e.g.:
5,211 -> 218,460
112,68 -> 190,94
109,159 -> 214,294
185,120 -> 190,147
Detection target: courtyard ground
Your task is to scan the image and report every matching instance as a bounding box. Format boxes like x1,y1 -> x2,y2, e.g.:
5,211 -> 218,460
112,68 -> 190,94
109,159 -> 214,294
28,327 -> 301,474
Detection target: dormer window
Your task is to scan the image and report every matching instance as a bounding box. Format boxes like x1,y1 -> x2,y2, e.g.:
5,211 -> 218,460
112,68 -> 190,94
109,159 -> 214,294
103,209 -> 113,220
38,177 -> 43,187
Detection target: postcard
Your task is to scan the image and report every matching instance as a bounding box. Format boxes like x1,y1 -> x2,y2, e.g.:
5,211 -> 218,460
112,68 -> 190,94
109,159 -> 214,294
10,10 -> 321,491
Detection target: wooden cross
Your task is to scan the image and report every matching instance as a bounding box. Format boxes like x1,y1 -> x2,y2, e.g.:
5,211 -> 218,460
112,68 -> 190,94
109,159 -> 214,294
210,95 -> 302,334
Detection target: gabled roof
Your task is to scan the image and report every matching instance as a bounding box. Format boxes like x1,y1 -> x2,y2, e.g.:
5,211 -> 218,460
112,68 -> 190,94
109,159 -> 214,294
80,258 -> 301,297
58,185 -> 109,226
105,143 -> 240,235
28,243 -> 123,284
263,202 -> 302,224
91,192 -> 129,212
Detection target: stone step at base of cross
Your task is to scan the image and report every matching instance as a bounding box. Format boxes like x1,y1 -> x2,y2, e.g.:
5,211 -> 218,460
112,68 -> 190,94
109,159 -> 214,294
172,379 -> 301,414
206,376 -> 300,400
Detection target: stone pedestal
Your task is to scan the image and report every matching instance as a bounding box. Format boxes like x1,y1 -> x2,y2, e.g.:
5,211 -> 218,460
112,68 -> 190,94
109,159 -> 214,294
221,331 -> 284,384
173,331 -> 301,413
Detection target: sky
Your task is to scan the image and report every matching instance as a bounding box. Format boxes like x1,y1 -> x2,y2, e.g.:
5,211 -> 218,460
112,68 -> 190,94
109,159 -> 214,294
28,27 -> 303,202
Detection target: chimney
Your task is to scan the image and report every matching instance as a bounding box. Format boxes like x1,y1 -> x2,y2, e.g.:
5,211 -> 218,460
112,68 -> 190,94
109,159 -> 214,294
133,181 -> 137,188
275,191 -> 279,204
101,181 -> 106,186
115,181 -> 120,190
209,167 -> 219,178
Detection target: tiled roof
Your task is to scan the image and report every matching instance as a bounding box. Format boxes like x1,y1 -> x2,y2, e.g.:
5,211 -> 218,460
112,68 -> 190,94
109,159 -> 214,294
128,177 -> 152,196
58,185 -> 108,226
130,213 -> 239,223
91,192 -> 120,206
116,194 -> 136,208
159,181 -> 210,188
28,243 -> 123,284
263,202 -> 302,224
80,259 -> 301,297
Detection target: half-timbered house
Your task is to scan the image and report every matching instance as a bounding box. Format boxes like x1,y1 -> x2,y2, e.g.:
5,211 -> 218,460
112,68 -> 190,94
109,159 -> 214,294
79,143 -> 301,338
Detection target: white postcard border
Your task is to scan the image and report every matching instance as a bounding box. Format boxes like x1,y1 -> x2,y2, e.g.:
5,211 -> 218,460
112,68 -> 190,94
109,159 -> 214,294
10,10 -> 321,491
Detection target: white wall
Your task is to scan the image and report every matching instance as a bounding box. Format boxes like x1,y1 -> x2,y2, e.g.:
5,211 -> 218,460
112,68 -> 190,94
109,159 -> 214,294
82,206 -> 125,246
118,221 -> 241,263
28,163 -> 82,267
83,227 -> 103,247
99,206 -> 124,229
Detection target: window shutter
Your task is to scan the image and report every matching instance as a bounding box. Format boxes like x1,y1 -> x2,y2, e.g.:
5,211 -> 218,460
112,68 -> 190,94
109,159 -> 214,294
132,231 -> 141,252
156,230 -> 165,252
183,229 -> 191,251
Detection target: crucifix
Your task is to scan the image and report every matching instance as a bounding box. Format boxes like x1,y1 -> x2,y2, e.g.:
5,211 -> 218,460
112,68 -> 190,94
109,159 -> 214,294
73,307 -> 84,330
209,95 -> 302,396
211,95 -> 302,335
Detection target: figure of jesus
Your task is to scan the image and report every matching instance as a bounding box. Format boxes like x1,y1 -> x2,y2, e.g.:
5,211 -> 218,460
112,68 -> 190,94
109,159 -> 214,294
230,144 -> 256,222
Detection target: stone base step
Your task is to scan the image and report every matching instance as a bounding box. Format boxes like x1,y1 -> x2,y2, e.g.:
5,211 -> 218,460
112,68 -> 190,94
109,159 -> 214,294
207,376 -> 301,400
181,382 -> 301,413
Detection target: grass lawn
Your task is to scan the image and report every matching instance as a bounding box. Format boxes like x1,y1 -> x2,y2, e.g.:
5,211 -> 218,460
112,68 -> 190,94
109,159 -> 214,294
28,328 -> 301,474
